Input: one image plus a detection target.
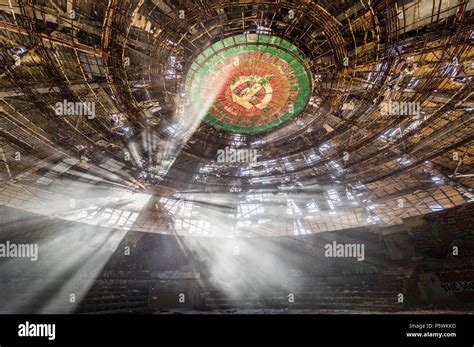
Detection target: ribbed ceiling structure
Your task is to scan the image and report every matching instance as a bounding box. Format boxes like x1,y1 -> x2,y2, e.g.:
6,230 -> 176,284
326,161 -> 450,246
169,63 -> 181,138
0,0 -> 473,236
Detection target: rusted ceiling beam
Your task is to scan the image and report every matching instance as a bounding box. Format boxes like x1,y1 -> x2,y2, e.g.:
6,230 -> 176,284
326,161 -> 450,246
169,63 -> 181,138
0,20 -> 102,56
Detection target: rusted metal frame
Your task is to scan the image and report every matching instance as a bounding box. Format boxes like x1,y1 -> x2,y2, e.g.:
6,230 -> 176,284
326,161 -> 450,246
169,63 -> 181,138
360,135 -> 474,185
341,46 -> 471,176
271,28 -> 470,180
346,115 -> 473,180
181,14 -> 321,61
0,151 -> 65,188
1,59 -> 122,177
102,0 -> 148,129
0,20 -> 102,56
10,2 -> 110,151
0,144 -> 12,178
2,67 -> 93,150
428,161 -> 473,194
0,98 -> 68,153
48,47 -> 114,144
69,49 -> 121,143
0,127 -> 43,154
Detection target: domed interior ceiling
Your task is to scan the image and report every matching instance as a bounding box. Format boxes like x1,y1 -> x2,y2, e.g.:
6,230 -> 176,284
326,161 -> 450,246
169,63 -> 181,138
0,0 -> 473,237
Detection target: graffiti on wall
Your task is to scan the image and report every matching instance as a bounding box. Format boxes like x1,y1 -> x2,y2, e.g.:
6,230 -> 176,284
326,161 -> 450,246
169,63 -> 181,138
418,270 -> 474,304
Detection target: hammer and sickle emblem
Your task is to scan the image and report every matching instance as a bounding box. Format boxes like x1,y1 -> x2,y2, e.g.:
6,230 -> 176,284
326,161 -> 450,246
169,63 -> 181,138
231,75 -> 273,110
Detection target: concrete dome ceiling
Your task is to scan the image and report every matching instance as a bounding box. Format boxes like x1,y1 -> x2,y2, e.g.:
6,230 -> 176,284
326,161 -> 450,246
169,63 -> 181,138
0,0 -> 473,237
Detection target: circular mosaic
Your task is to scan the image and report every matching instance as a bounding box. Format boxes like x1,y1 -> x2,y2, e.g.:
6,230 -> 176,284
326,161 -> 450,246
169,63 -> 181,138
185,35 -> 313,135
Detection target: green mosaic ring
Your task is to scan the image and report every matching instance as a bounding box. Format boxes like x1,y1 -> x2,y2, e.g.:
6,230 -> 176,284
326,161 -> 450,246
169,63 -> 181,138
185,34 -> 313,135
